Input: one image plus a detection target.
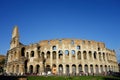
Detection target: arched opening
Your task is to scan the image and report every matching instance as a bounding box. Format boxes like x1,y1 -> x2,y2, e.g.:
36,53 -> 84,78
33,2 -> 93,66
65,50 -> 69,56
84,64 -> 88,73
89,51 -> 92,60
77,45 -> 81,50
29,65 -> 33,74
103,53 -> 105,61
90,65 -> 94,74
37,46 -> 40,50
26,52 -> 29,58
52,64 -> 56,74
16,65 -> 19,73
41,52 -> 44,59
66,65 -> 69,75
105,65 -> 107,72
52,46 -> 57,50
72,64 -> 76,75
47,51 -> 50,59
24,60 -> 28,73
78,64 -> 82,73
38,51 -> 40,58
52,51 -> 56,60
58,50 -> 63,59
58,64 -> 63,75
94,51 -> 97,59
98,47 -> 100,51
108,65 -> 110,71
21,47 -> 25,56
95,65 -> 99,74
77,51 -> 81,60
31,51 -> 34,57
83,51 -> 87,60
46,65 -> 51,73
99,52 -> 101,61
72,50 -> 75,58
36,65 -> 40,73
100,65 -> 103,73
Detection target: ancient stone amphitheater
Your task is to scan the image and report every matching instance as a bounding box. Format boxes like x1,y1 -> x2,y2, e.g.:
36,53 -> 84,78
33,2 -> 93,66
6,26 -> 119,75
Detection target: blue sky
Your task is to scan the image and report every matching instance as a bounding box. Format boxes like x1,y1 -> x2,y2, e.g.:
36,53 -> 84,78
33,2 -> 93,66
0,0 -> 120,62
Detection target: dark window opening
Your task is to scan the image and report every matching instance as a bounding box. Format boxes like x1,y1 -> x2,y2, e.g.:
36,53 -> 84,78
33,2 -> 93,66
31,51 -> 34,57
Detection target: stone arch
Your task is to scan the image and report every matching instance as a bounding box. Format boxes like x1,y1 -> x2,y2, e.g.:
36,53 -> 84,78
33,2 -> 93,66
26,52 -> 29,58
21,47 -> 25,56
41,52 -> 44,59
52,64 -> 57,74
36,64 -> 40,73
94,51 -> 97,59
84,64 -> 88,73
37,46 -> 41,50
89,51 -> 92,60
99,52 -> 101,61
52,46 -> 57,50
46,65 -> 51,72
95,65 -> 99,74
16,65 -> 19,73
24,60 -> 28,73
52,51 -> 56,60
78,64 -> 82,73
31,51 -> 34,57
103,53 -> 105,61
72,64 -> 76,75
108,65 -> 110,71
47,51 -> 50,59
58,64 -> 63,75
83,51 -> 87,60
77,51 -> 81,60
71,50 -> 75,55
77,45 -> 81,50
90,64 -> 94,73
65,50 -> 69,56
29,65 -> 33,73
58,50 -> 63,59
100,65 -> 103,73
66,64 -> 70,75
105,65 -> 107,72
38,51 -> 40,58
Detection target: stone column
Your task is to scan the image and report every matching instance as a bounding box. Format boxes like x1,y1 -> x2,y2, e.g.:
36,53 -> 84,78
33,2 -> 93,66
69,64 -> 72,75
69,50 -> 72,60
93,65 -> 96,74
81,50 -> 83,60
76,64 -> 79,74
75,51 -> 77,60
82,64 -> 85,73
63,64 -> 66,75
33,65 -> 36,73
99,65 -> 101,73
88,65 -> 90,73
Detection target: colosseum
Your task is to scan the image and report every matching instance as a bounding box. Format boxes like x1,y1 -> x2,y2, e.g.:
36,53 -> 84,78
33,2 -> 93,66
6,26 -> 119,75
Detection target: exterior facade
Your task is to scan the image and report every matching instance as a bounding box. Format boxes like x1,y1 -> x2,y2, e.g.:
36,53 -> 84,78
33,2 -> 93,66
6,26 -> 119,75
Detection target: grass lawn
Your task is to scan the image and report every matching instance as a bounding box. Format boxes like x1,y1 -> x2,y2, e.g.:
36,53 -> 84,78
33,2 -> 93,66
27,76 -> 120,80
